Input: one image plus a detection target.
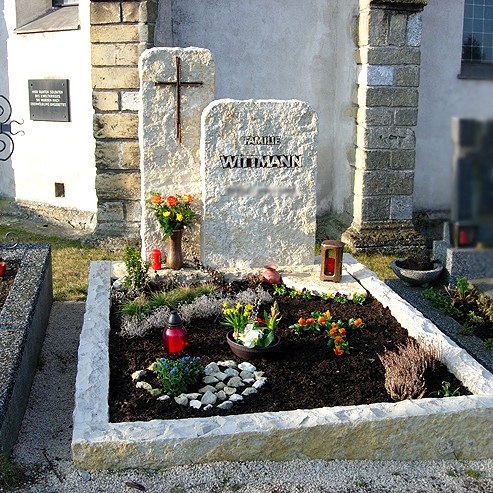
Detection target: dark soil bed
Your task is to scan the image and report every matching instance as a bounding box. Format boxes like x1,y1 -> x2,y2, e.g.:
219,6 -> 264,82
109,282 -> 469,423
0,261 -> 19,312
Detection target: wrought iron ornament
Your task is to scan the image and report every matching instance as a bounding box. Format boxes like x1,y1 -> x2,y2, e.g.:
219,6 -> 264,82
0,231 -> 19,250
154,56 -> 203,143
0,95 -> 24,161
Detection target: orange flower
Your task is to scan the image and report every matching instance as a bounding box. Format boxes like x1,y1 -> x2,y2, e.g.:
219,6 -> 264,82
181,194 -> 193,203
334,346 -> 345,356
339,327 -> 346,336
334,336 -> 343,344
317,316 -> 326,325
150,194 -> 162,205
166,195 -> 178,207
298,318 -> 306,326
329,327 -> 338,337
353,318 -> 363,328
324,310 -> 331,318
331,322 -> 338,330
306,318 -> 315,326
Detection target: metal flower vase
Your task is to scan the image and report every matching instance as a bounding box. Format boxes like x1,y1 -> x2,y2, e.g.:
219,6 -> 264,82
166,229 -> 184,270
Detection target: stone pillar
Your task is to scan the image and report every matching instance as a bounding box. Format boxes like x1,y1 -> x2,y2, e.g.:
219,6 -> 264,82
90,0 -> 157,239
342,0 -> 427,254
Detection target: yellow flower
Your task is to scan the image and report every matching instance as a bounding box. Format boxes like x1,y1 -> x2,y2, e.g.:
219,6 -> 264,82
244,311 -> 251,317
163,211 -> 171,217
245,304 -> 254,311
223,302 -> 228,308
176,213 -> 183,222
236,303 -> 241,309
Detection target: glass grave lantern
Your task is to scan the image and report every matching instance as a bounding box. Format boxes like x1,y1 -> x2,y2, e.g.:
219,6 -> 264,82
162,311 -> 188,353
320,240 -> 344,282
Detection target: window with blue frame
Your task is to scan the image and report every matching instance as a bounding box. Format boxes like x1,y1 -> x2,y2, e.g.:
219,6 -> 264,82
461,0 -> 493,77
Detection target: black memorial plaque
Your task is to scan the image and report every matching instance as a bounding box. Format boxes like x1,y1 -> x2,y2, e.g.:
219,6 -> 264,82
28,79 -> 70,122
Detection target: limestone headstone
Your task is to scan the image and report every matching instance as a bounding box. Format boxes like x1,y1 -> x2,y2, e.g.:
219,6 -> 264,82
139,47 -> 215,260
200,99 -> 318,268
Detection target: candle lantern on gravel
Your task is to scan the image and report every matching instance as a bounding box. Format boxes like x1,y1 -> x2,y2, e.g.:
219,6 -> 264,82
320,240 -> 344,282
162,311 -> 188,353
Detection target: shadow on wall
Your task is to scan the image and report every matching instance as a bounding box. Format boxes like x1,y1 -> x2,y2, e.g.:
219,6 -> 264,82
0,0 -> 16,199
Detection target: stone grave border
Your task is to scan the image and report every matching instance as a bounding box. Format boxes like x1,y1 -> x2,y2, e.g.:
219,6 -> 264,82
72,255 -> 493,470
0,244 -> 53,456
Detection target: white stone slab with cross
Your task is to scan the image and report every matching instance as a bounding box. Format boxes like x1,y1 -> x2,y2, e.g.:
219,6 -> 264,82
200,99 -> 318,269
139,47 -> 215,260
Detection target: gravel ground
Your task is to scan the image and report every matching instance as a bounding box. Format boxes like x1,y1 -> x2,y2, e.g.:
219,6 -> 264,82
4,301 -> 493,492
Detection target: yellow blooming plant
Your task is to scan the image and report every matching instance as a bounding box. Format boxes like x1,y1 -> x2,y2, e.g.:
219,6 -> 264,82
221,301 -> 281,348
147,192 -> 196,240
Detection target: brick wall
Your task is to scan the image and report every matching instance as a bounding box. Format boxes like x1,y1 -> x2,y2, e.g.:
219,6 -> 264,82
90,0 -> 157,239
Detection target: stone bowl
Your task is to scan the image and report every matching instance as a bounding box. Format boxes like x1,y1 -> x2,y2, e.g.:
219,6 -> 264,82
390,259 -> 443,287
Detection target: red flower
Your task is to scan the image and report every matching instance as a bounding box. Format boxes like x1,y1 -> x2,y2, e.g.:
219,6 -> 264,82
298,318 -> 306,326
256,318 -> 265,326
306,317 -> 315,326
166,195 -> 178,207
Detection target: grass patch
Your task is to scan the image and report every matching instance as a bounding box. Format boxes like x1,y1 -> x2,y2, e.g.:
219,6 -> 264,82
465,468 -> 481,480
0,224 -> 122,302
353,253 -> 396,281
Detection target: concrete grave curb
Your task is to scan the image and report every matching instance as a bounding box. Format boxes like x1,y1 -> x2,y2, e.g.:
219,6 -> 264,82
0,244 -> 53,456
72,256 -> 493,470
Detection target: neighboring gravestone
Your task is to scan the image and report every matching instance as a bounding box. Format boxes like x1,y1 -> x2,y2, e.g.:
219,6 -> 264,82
200,99 -> 318,268
139,47 -> 215,260
451,118 -> 493,247
433,118 -> 493,283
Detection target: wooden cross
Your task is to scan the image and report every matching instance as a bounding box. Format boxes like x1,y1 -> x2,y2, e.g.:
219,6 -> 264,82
154,56 -> 203,143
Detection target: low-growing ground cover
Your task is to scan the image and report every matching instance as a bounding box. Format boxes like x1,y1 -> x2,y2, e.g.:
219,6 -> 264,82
422,278 -> 493,346
109,276 -> 468,423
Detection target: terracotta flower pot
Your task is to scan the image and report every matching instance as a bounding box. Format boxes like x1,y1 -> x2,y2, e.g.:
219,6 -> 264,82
226,330 -> 281,359
263,264 -> 281,284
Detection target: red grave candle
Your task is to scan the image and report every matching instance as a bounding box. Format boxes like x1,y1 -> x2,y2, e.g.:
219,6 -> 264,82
458,229 -> 469,246
151,249 -> 162,270
0,263 -> 5,277
325,257 -> 335,276
162,311 -> 188,353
